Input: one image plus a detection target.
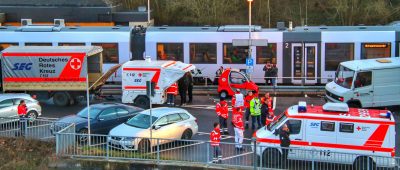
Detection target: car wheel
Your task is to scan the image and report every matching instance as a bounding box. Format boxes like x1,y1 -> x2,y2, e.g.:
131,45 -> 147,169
77,128 -> 89,143
27,111 -> 38,121
353,157 -> 376,170
347,101 -> 361,108
181,129 -> 193,140
53,92 -> 70,107
261,148 -> 281,168
219,91 -> 228,99
138,139 -> 151,153
134,96 -> 150,109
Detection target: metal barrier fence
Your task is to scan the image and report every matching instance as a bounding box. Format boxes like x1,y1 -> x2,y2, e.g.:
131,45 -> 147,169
55,132 -> 400,170
0,116 -> 71,141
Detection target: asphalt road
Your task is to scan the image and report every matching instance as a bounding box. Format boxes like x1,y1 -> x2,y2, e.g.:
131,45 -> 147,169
40,94 -> 400,156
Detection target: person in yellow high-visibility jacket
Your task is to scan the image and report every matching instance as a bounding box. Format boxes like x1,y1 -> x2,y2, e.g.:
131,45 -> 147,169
249,95 -> 262,130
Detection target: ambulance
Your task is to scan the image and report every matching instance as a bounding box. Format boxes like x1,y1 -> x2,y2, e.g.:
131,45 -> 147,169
255,102 -> 396,168
121,59 -> 195,108
217,68 -> 258,98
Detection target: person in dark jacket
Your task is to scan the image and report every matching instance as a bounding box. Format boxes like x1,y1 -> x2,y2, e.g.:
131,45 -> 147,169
279,124 -> 290,168
187,72 -> 194,104
271,64 -> 278,87
260,99 -> 269,126
263,63 -> 272,85
178,75 -> 188,106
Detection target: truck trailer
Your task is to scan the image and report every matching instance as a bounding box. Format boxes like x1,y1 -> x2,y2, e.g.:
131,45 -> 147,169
1,46 -> 118,106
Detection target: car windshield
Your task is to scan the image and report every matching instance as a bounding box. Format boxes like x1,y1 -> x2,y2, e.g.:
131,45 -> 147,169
125,113 -> 158,129
77,107 -> 102,119
335,65 -> 355,89
268,113 -> 287,131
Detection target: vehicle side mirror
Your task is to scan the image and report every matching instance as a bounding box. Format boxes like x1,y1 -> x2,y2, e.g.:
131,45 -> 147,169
153,125 -> 161,130
273,129 -> 279,136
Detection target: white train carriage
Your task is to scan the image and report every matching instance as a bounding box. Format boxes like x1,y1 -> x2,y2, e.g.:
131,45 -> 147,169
145,26 -> 284,84
144,25 -> 400,84
0,25 -> 132,81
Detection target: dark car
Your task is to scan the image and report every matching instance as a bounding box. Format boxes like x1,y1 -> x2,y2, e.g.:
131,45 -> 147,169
52,103 -> 143,135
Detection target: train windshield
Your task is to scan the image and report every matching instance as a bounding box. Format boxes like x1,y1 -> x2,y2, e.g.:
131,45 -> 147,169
335,65 -> 355,89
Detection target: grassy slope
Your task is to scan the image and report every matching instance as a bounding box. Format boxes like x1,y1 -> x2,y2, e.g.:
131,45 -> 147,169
0,137 -> 55,170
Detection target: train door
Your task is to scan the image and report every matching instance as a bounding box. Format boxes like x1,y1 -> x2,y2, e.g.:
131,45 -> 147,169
291,43 -> 318,84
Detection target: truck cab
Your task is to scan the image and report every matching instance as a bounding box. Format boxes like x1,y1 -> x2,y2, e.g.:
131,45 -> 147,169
217,68 -> 258,98
325,58 -> 400,108
255,102 -> 396,168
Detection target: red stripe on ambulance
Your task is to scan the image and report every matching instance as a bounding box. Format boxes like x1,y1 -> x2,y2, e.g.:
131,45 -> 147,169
256,138 -> 394,153
363,124 -> 389,147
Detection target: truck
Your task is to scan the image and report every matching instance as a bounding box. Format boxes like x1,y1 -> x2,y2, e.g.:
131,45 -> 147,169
121,60 -> 195,108
325,58 -> 400,108
1,46 -> 118,106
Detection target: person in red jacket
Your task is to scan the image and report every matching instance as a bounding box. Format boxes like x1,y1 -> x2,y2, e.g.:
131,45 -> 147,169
232,107 -> 244,151
166,82 -> 178,106
210,122 -> 222,163
244,91 -> 254,129
216,98 -> 229,134
17,100 -> 27,136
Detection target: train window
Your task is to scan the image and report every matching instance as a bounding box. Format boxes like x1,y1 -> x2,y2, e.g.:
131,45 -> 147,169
25,43 -> 52,46
223,43 -> 247,64
157,43 -> 184,62
256,43 -> 277,64
189,43 -> 217,64
58,43 -> 85,46
92,43 -> 119,64
325,43 -> 354,71
361,43 -> 391,59
0,43 -> 18,52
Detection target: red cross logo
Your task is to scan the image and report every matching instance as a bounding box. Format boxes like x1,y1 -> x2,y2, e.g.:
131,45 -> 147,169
356,126 -> 361,131
70,58 -> 82,70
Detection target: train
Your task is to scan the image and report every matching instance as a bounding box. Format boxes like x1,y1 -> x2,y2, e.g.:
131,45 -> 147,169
0,23 -> 399,84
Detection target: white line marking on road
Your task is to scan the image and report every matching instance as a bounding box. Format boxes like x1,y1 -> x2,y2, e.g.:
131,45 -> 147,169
221,151 -> 253,161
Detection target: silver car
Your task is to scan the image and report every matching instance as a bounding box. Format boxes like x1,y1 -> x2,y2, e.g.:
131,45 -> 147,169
0,93 -> 42,119
108,107 -> 198,151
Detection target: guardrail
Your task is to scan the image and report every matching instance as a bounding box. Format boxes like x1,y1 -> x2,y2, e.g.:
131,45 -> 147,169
55,132 -> 399,170
0,116 -> 72,141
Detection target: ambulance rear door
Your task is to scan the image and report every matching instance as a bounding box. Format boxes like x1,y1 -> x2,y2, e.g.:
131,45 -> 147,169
305,119 -> 337,162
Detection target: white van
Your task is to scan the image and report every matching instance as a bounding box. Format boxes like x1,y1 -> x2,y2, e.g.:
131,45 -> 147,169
254,102 -> 396,168
325,58 -> 400,108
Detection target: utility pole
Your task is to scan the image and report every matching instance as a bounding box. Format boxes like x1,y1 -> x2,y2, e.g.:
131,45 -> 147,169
147,0 -> 151,25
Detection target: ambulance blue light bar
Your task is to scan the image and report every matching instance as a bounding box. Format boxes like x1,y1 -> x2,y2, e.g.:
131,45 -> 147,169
298,101 -> 307,112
